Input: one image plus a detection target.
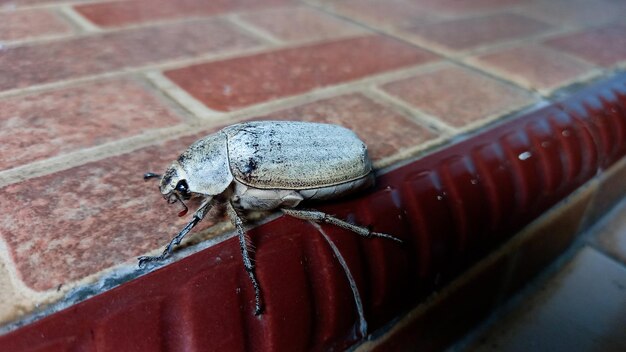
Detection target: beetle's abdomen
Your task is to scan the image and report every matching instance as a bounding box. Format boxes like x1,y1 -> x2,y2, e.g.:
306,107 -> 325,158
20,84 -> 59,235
223,121 -> 372,189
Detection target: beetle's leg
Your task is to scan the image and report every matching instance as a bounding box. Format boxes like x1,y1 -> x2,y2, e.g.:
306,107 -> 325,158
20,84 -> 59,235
226,201 -> 263,316
138,199 -> 213,268
281,208 -> 402,243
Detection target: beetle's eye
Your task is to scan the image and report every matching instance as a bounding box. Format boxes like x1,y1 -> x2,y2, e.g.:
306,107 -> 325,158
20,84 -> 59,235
175,180 -> 189,194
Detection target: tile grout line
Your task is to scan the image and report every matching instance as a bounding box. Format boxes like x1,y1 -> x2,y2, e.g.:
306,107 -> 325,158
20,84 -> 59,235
225,14 -> 284,46
463,56 -> 606,97
0,124 -> 197,189
143,71 -> 223,121
363,86 -> 458,136
0,0 -> 112,13
0,235 -> 59,310
57,5 -> 102,33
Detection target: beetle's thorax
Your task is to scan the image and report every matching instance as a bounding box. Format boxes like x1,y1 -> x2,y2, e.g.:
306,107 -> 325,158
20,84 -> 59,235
167,132 -> 234,197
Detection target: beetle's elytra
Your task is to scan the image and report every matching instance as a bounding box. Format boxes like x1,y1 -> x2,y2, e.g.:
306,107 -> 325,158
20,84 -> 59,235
139,121 -> 401,315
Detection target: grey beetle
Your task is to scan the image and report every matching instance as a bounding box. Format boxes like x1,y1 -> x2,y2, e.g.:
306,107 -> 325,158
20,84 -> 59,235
140,121 -> 401,315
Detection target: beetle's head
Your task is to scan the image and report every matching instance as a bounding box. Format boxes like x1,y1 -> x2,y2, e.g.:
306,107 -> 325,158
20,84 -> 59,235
159,161 -> 194,217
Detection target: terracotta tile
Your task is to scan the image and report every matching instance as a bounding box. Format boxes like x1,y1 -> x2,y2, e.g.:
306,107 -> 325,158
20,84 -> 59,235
255,93 -> 437,161
405,13 -> 553,52
0,19 -> 259,92
329,0 -> 439,27
0,79 -> 182,171
165,35 -> 439,111
519,0 -> 626,27
470,247 -> 626,352
74,0 -> 292,28
471,44 -> 596,91
0,133 -> 219,291
239,6 -> 365,42
545,24 -> 626,68
0,9 -> 71,42
594,201 -> 626,266
381,65 -> 534,128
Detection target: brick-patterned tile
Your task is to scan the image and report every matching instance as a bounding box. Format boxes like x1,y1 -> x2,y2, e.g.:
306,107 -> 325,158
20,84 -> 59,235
545,25 -> 626,68
470,44 -> 596,92
405,13 -> 553,52
0,9 -> 72,42
328,0 -> 440,27
74,0 -> 292,28
415,0 -> 529,15
381,65 -> 534,128
165,35 -> 439,111
1,0 -> 88,7
239,6 -> 365,42
0,79 -> 182,171
518,0 -> 626,27
0,133 -> 217,291
255,93 -> 437,160
0,19 -> 259,92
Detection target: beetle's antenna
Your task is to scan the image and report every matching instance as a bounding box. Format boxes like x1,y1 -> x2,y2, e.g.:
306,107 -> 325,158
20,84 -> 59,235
143,172 -> 161,181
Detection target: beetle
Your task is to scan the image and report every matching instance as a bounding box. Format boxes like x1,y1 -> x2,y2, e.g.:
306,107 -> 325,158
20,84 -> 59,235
140,121 -> 401,315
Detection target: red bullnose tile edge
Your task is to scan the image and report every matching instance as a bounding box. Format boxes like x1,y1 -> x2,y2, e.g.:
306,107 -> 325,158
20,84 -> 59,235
1,74 -> 625,351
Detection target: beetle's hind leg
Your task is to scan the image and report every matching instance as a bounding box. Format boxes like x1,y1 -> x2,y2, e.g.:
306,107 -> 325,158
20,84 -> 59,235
226,201 -> 264,316
281,208 -> 402,243
138,199 -> 213,268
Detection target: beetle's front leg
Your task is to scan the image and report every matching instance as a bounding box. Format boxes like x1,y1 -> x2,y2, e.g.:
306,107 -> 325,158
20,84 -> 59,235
281,208 -> 403,243
138,199 -> 213,268
226,201 -> 264,316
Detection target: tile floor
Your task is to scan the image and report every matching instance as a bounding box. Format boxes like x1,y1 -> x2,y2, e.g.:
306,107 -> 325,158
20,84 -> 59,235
459,200 -> 626,351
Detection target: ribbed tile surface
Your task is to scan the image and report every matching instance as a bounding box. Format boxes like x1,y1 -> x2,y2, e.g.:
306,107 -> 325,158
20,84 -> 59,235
1,74 -> 625,351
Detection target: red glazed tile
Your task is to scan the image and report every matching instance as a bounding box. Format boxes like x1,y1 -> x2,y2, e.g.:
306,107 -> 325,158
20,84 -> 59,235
381,65 -> 534,128
240,6 -> 365,42
0,79 -> 182,170
471,44 -> 596,91
405,13 -> 553,52
545,24 -> 626,68
0,9 -> 71,42
165,35 -> 439,111
74,0 -> 292,28
0,133 -> 217,291
329,0 -> 440,27
0,19 -> 259,92
254,93 -> 437,161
